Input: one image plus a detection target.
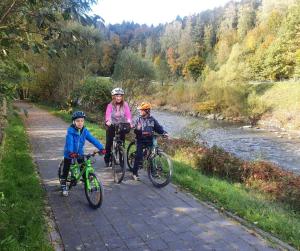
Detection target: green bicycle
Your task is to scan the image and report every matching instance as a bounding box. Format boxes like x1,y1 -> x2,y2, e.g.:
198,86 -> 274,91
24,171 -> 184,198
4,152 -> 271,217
58,151 -> 104,209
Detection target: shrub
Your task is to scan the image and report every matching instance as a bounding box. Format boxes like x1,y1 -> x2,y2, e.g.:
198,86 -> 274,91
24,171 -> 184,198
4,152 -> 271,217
194,101 -> 219,114
73,77 -> 112,113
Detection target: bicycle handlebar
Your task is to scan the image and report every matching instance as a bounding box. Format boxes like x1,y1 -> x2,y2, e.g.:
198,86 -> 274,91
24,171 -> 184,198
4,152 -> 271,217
77,150 -> 105,160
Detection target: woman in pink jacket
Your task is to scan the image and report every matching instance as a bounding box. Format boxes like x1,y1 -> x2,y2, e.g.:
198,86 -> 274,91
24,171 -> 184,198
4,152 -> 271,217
104,87 -> 132,166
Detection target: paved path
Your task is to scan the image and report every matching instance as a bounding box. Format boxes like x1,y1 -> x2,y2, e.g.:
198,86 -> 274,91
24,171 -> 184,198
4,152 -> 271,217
16,101 -> 279,251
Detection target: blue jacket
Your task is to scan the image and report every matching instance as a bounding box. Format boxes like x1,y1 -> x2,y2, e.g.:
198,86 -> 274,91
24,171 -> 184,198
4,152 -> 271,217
134,115 -> 166,142
64,125 -> 104,159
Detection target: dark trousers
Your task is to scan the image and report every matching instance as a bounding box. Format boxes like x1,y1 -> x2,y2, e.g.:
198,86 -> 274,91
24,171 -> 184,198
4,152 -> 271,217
62,157 -> 84,182
105,126 -> 125,163
132,140 -> 153,175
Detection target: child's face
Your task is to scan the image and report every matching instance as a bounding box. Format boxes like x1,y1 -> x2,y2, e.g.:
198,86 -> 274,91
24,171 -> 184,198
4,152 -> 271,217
74,118 -> 84,129
139,109 -> 148,117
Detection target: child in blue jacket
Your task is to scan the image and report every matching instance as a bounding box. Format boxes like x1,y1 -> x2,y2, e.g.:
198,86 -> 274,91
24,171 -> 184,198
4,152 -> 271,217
61,111 -> 105,196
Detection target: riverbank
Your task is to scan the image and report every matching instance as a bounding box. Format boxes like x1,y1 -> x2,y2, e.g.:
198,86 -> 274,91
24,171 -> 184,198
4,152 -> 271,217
0,109 -> 52,250
38,102 -> 300,249
149,80 -> 300,140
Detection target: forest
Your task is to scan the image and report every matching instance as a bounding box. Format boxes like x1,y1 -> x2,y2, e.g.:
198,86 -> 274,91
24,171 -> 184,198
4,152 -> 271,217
1,0 -> 300,128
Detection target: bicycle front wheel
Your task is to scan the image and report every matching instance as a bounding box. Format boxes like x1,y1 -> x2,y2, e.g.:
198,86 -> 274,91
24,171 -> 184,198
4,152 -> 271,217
84,173 -> 103,209
112,146 -> 125,183
148,151 -> 173,188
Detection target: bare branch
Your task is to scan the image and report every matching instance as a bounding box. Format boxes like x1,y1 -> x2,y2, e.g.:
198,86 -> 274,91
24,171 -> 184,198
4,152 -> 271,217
0,0 -> 17,24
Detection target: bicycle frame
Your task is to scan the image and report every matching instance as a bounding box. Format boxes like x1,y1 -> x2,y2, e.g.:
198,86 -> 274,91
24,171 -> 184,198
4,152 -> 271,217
69,158 -> 99,190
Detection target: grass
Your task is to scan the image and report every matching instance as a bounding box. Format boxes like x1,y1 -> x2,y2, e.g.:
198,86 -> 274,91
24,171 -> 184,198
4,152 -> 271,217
0,110 -> 53,251
259,81 -> 300,130
37,102 -> 300,249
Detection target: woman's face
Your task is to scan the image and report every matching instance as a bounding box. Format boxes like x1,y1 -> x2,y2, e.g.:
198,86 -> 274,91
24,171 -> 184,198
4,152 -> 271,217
114,95 -> 123,103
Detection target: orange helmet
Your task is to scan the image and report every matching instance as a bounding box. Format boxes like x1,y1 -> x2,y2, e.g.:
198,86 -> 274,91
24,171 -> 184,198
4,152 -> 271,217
137,102 -> 152,110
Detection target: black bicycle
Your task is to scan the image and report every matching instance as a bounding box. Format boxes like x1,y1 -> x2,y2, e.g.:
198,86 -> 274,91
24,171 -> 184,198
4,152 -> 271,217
109,123 -> 131,183
126,134 -> 173,188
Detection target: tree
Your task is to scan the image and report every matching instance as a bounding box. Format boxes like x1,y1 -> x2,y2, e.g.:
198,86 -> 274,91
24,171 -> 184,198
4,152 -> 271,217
153,55 -> 170,85
178,17 -> 196,65
112,48 -> 155,97
185,56 -> 205,81
237,4 -> 256,40
0,0 -> 102,56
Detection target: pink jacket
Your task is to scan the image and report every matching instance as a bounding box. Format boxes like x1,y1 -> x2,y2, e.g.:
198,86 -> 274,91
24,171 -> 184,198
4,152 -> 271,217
105,102 -> 132,124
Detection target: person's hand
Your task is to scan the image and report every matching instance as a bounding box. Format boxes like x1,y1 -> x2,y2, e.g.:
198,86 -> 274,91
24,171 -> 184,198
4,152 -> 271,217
136,122 -> 142,130
163,133 -> 169,139
106,121 -> 112,126
69,152 -> 79,158
98,149 -> 106,155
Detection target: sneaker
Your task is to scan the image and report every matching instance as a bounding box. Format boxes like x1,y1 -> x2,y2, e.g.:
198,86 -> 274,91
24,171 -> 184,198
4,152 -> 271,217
132,174 -> 140,181
61,185 -> 69,197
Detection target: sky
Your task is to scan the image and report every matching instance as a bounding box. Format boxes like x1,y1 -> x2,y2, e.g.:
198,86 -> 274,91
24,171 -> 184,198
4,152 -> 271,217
92,0 -> 233,26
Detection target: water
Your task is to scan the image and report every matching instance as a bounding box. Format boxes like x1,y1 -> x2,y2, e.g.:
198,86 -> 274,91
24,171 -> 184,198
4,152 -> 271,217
151,110 -> 300,174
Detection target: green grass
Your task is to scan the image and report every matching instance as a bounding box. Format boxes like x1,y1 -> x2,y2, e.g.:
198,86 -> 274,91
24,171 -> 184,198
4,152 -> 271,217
37,102 -> 300,249
0,111 -> 53,251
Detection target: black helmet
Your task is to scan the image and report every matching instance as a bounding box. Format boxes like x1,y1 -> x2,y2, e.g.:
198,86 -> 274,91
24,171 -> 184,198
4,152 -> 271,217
72,111 -> 86,121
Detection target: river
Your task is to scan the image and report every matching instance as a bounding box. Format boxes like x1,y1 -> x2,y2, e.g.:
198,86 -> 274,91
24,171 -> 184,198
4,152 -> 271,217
151,110 -> 300,174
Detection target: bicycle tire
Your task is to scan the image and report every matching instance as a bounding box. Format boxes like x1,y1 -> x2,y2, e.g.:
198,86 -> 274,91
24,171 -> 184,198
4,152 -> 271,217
84,173 -> 104,209
126,141 -> 136,171
112,146 -> 126,183
148,151 -> 173,188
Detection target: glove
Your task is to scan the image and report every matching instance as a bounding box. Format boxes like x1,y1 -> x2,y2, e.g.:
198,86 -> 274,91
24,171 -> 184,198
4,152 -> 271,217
99,149 -> 106,155
69,152 -> 79,158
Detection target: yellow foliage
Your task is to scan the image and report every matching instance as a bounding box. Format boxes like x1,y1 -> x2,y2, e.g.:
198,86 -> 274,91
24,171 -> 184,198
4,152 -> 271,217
194,101 -> 218,114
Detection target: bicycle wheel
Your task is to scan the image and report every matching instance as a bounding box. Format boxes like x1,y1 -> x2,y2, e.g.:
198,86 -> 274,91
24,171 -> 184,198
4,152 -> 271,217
112,146 -> 125,183
148,151 -> 173,188
84,173 -> 104,209
126,141 -> 136,171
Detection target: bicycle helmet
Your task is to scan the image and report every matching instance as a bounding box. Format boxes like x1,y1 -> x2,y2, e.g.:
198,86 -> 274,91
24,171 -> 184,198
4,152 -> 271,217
72,111 -> 86,121
111,87 -> 125,96
137,102 -> 151,110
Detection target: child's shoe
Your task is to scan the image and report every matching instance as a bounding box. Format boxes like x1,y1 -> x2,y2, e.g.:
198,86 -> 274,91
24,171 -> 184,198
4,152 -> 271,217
61,181 -> 69,196
132,174 -> 140,181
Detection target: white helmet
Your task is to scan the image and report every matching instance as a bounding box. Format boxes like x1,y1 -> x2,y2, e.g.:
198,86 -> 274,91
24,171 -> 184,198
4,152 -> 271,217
111,87 -> 124,95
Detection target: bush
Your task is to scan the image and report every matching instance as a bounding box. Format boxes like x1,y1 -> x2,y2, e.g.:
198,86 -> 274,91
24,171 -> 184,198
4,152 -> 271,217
73,77 -> 112,113
194,101 -> 219,114
194,145 -> 300,211
196,145 -> 245,182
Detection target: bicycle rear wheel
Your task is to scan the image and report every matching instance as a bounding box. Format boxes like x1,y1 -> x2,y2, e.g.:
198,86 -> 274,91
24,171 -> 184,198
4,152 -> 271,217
126,141 -> 136,172
148,151 -> 173,188
84,173 -> 103,209
112,146 -> 125,183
